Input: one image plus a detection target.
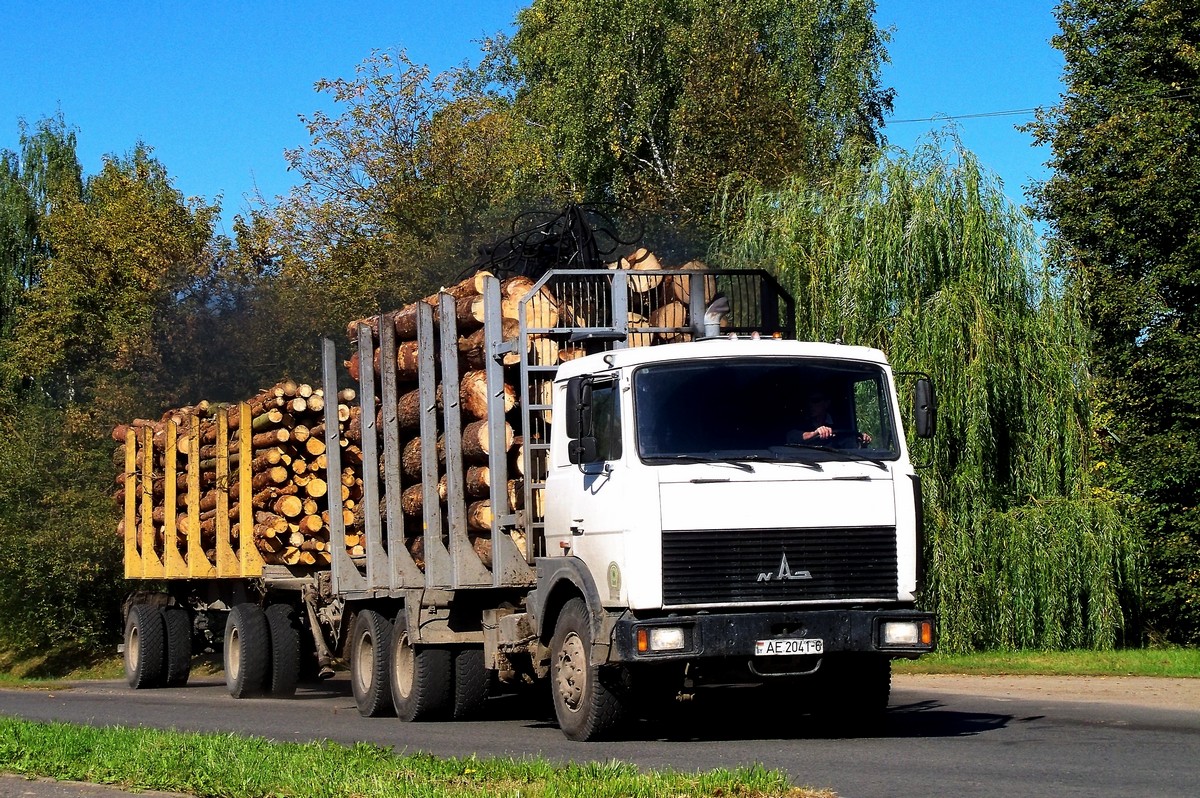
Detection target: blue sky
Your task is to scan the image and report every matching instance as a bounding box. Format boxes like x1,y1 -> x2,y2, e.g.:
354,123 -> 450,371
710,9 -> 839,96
1,1 -> 1063,236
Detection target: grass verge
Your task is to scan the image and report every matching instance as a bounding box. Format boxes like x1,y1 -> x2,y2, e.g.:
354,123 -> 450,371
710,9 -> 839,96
893,647 -> 1200,677
0,716 -> 829,798
0,645 -> 123,687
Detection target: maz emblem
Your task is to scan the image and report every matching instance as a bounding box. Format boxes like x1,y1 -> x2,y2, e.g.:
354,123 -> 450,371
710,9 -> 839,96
757,552 -> 813,582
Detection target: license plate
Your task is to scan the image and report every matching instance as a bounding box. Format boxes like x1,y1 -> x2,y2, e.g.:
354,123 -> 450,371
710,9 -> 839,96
755,637 -> 824,656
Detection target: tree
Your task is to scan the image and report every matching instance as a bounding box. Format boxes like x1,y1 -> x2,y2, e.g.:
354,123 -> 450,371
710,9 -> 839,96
0,114 -> 82,359
716,139 -> 1140,651
0,125 -> 223,649
262,48 -> 553,318
3,142 -> 219,415
508,0 -> 893,217
1026,0 -> 1200,643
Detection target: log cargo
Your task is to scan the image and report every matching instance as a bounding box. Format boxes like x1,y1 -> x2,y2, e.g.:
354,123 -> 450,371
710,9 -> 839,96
120,250 -> 696,578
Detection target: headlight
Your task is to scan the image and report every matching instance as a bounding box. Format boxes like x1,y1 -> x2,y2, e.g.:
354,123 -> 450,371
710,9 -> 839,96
636,626 -> 687,653
882,620 -> 933,647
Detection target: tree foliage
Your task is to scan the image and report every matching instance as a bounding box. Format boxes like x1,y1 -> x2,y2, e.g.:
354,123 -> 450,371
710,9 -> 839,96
716,139 -> 1140,651
508,0 -> 893,216
1027,0 -> 1200,643
0,115 -> 82,350
262,49 -> 553,306
0,123 -> 222,648
3,142 -> 219,415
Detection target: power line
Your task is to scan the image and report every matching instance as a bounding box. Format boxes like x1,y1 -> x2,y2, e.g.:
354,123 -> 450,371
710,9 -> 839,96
886,107 -> 1042,125
886,87 -> 1200,126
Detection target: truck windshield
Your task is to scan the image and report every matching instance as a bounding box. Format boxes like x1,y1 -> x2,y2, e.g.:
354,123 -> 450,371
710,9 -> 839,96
633,358 -> 900,462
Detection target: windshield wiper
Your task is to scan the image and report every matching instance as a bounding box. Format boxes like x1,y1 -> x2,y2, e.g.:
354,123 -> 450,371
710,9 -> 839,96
774,443 -> 889,470
645,454 -> 755,472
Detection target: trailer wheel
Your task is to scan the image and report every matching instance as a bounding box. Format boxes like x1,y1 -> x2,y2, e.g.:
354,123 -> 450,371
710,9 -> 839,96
350,609 -> 395,717
389,610 -> 451,721
161,605 -> 192,688
451,647 -> 490,720
549,597 -> 631,741
124,604 -> 166,689
225,604 -> 270,698
265,604 -> 300,698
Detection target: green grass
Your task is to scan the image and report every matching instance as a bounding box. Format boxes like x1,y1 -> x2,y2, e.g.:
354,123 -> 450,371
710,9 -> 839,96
0,645 -> 124,688
0,717 -> 829,798
893,647 -> 1200,678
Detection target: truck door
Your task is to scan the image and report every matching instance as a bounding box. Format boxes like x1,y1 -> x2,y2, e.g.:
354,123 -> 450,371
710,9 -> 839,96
551,375 -> 630,606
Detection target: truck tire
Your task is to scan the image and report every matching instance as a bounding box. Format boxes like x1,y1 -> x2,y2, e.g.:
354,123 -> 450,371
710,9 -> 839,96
389,610 -> 451,721
846,656 -> 892,716
225,603 -> 270,698
350,609 -> 395,717
451,647 -> 490,720
549,597 -> 632,741
265,604 -> 300,698
160,605 -> 192,688
809,655 -> 892,729
124,604 -> 166,689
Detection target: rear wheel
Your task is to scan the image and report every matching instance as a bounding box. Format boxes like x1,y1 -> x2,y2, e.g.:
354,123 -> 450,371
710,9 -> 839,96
451,646 -> 490,720
350,609 -> 395,717
265,604 -> 300,698
389,610 -> 451,721
224,604 -> 269,698
549,598 -> 631,741
161,605 -> 192,688
124,604 -> 165,689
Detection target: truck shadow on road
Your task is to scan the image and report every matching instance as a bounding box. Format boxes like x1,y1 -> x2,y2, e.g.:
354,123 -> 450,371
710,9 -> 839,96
482,691 -> 1014,742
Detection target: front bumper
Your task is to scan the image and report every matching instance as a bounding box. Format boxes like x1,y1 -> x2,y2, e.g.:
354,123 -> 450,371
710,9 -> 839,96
609,607 -> 934,663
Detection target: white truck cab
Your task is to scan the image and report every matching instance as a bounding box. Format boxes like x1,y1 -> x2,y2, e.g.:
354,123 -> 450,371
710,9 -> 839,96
533,334 -> 935,739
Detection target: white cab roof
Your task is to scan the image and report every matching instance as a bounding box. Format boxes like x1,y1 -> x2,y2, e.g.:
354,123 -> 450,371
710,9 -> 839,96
555,338 -> 892,381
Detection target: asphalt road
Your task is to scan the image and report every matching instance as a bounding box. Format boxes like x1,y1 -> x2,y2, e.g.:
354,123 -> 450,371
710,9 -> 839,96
1,674 -> 1198,798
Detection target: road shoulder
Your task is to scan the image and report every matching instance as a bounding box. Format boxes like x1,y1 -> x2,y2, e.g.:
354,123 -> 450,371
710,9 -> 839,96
895,673 -> 1200,710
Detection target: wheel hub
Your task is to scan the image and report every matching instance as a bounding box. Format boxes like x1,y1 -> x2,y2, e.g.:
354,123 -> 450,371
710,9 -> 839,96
393,631 -> 415,699
556,631 -> 586,711
128,628 -> 140,668
355,632 -> 376,691
227,629 -> 241,679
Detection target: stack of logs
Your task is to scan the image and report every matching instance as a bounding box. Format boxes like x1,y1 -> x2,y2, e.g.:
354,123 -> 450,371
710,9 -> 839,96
344,270 -> 548,569
342,252 -> 709,572
112,379 -> 360,569
609,249 -> 718,346
112,248 -> 708,575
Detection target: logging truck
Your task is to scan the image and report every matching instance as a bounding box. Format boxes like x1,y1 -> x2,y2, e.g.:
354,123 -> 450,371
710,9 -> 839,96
117,264 -> 936,741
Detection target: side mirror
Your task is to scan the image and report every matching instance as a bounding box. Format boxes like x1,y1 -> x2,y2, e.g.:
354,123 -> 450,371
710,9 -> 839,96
568,437 -> 598,464
565,376 -> 589,439
914,378 -> 936,439
565,376 -> 597,464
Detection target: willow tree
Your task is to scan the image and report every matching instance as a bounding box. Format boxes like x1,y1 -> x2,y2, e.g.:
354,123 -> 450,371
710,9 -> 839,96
715,140 -> 1140,651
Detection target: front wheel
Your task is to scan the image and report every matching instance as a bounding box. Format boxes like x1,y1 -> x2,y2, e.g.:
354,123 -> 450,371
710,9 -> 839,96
810,655 -> 892,732
549,598 -> 631,741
